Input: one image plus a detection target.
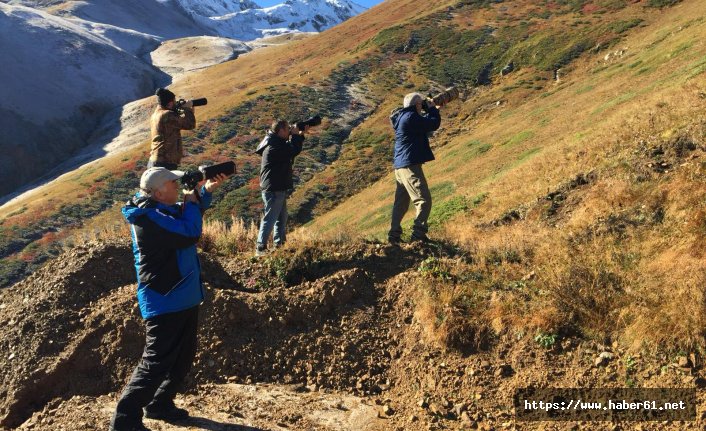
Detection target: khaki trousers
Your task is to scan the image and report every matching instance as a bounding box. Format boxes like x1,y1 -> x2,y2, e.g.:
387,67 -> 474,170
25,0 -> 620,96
388,164 -> 432,241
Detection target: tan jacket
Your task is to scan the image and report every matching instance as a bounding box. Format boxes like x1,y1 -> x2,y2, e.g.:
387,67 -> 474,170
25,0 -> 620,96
149,106 -> 196,166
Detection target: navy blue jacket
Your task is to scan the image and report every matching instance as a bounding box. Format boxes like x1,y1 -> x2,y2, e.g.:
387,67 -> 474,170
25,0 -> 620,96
121,188 -> 212,319
255,131 -> 304,192
391,106 -> 441,169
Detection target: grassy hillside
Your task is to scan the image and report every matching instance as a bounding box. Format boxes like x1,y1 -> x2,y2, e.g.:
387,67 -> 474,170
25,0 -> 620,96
306,0 -> 706,351
0,0 -> 704,354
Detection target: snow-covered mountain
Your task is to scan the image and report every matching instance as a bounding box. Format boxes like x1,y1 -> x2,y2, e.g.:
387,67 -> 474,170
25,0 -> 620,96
176,0 -> 261,17
0,3 -> 169,197
4,0 -> 367,41
192,0 -> 367,40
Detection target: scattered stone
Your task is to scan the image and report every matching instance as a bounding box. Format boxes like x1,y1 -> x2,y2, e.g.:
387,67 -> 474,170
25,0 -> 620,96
428,403 -> 446,416
494,364 -> 513,378
677,356 -> 691,369
501,62 -> 514,76
453,402 -> 467,417
594,352 -> 614,367
418,397 -> 429,409
382,404 -> 395,416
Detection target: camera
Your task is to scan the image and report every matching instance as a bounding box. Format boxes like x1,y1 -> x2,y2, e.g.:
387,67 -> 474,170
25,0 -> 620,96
181,161 -> 236,190
293,115 -> 322,132
426,87 -> 460,109
175,97 -> 208,110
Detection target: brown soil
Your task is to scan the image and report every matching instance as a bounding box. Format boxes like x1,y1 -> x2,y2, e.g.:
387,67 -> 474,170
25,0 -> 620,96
1,240 -> 705,431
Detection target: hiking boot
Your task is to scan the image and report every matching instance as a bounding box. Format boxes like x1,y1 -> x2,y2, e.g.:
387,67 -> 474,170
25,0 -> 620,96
144,405 -> 189,421
388,236 -> 401,246
410,234 -> 431,243
255,245 -> 267,257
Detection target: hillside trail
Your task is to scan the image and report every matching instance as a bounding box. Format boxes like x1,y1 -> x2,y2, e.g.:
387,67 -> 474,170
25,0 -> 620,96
2,240 -> 706,431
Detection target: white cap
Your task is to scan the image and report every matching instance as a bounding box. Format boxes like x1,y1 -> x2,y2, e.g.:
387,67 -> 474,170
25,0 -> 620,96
140,167 -> 184,193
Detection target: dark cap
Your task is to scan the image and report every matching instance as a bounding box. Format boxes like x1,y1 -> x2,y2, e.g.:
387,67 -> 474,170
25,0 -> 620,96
155,87 -> 175,107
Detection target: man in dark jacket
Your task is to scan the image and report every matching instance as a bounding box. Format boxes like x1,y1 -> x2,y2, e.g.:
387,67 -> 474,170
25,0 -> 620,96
148,88 -> 196,170
110,167 -> 226,431
254,119 -> 307,255
388,92 -> 442,244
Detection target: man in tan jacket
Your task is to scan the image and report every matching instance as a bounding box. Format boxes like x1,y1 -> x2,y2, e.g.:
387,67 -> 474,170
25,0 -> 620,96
148,88 -> 196,170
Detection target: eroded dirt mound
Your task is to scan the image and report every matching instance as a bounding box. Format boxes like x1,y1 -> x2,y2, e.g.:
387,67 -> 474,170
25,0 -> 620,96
0,240 -> 137,428
0,240 -> 429,429
3,240 -> 706,431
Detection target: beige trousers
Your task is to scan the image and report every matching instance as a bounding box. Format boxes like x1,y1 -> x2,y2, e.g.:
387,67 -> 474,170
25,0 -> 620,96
388,164 -> 432,241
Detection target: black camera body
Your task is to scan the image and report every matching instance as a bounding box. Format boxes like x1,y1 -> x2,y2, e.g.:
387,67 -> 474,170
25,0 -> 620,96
181,161 -> 236,190
175,97 -> 208,110
293,115 -> 322,132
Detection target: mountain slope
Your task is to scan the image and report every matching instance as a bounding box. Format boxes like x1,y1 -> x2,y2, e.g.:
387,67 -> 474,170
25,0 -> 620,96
0,3 -> 168,197
2,0 -> 706,429
1,0 -> 705,357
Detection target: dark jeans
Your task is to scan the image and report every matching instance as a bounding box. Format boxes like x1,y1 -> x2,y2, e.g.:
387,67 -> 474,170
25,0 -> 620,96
256,190 -> 288,249
147,160 -> 178,170
111,306 -> 199,429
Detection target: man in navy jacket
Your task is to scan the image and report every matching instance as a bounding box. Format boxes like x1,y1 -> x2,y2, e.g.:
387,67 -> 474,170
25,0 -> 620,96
254,119 -> 308,255
111,167 -> 226,431
388,92 -> 441,244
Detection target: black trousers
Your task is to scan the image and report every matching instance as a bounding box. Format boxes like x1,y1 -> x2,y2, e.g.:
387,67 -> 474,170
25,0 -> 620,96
111,305 -> 199,428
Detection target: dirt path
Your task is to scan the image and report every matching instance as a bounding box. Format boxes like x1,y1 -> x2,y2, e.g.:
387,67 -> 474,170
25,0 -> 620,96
18,383 -> 382,431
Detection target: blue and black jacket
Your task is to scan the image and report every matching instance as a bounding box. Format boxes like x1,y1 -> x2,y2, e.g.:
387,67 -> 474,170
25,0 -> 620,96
390,105 -> 441,169
121,189 -> 212,319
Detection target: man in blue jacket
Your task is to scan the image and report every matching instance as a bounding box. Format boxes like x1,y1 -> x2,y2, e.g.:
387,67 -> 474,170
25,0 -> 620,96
388,92 -> 442,244
110,167 -> 226,431
254,119 -> 308,256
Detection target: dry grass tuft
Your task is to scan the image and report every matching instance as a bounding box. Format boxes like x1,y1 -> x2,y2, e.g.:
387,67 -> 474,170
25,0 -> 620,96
200,217 -> 259,255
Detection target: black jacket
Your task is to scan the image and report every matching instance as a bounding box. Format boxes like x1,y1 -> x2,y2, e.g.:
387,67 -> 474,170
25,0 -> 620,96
255,131 -> 304,192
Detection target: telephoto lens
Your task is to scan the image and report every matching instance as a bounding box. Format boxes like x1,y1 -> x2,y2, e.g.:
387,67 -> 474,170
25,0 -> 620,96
432,87 -> 460,107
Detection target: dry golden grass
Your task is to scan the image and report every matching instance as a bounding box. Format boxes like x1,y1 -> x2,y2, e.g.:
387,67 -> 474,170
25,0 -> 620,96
200,217 -> 259,255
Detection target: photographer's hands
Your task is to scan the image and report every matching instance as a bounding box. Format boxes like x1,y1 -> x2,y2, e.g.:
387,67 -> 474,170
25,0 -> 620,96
290,125 -> 310,136
183,189 -> 200,203
205,173 -> 229,193
427,98 -> 441,109
182,173 -> 228,204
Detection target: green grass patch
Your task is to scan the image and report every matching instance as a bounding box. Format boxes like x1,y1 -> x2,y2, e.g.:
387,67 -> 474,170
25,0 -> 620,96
646,0 -> 681,7
575,84 -> 595,95
359,203 -> 393,230
502,130 -> 535,147
671,41 -> 694,58
687,56 -> 706,80
430,181 -> 457,201
427,195 -> 470,229
635,65 -> 657,76
592,91 -> 637,115
607,18 -> 643,34
516,147 -> 542,162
